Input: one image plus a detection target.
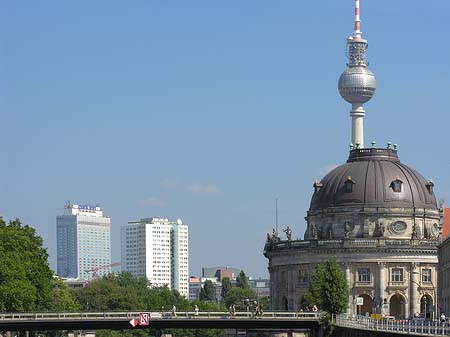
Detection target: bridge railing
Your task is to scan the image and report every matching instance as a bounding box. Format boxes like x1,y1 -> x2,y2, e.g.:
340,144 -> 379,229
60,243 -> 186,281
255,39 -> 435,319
0,311 -> 322,322
335,313 -> 449,336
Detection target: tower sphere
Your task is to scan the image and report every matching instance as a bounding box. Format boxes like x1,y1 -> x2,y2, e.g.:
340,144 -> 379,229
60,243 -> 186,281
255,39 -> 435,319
338,66 -> 377,104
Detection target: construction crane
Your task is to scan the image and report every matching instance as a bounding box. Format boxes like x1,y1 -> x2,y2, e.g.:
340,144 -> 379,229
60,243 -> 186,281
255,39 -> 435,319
85,262 -> 121,278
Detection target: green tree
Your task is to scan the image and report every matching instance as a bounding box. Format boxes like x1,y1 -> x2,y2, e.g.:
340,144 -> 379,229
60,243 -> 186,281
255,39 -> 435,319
75,272 -> 150,311
258,297 -> 270,311
199,280 -> 215,302
236,271 -> 249,289
221,277 -> 232,303
303,257 -> 349,314
47,277 -> 81,311
223,287 -> 255,309
0,217 -> 54,311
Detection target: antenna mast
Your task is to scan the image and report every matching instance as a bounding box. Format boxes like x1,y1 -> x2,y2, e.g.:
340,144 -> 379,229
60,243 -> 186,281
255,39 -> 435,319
275,198 -> 278,234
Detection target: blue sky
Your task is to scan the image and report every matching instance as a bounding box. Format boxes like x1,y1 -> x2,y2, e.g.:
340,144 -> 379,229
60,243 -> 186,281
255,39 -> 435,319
1,1 -> 450,278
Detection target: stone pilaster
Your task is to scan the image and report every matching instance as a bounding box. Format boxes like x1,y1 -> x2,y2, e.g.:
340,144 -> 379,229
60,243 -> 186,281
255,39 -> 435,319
378,262 -> 387,315
344,263 -> 352,314
411,264 -> 420,316
287,269 -> 294,310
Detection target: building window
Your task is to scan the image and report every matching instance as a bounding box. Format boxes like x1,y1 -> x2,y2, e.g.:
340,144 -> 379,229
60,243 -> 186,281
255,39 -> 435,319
390,178 -> 403,193
422,269 -> 432,283
392,268 -> 404,282
298,270 -> 309,285
281,271 -> 287,286
357,268 -> 371,283
344,176 -> 355,193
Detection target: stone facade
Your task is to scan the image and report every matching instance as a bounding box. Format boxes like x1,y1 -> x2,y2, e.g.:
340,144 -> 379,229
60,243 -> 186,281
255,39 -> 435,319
438,235 -> 450,316
264,149 -> 442,319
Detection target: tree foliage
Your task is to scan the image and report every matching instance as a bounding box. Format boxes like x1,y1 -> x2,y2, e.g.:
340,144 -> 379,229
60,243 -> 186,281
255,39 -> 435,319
221,277 -> 231,301
0,217 -> 55,311
303,257 -> 349,314
47,277 -> 82,311
258,297 -> 270,311
236,271 -> 249,289
223,287 -> 255,309
199,280 -> 215,302
79,273 -> 226,337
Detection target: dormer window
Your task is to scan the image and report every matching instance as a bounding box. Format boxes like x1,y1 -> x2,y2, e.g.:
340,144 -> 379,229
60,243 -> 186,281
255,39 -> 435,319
344,176 -> 355,193
426,179 -> 434,193
390,177 -> 403,193
313,180 -> 323,193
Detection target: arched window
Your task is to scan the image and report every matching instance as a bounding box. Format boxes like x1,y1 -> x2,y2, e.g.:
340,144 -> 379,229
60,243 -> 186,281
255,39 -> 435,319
390,177 -> 403,193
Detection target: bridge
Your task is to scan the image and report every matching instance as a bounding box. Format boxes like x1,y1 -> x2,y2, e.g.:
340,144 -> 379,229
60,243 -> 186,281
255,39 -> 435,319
0,311 -> 322,332
334,314 -> 449,336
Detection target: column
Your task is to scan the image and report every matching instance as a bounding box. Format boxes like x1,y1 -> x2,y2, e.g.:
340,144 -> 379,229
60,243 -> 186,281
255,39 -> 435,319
345,263 -> 352,314
378,262 -> 387,315
410,264 -> 420,316
269,267 -> 276,310
287,269 -> 294,310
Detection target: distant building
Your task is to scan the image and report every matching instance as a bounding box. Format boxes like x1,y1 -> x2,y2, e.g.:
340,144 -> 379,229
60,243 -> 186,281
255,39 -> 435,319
249,278 -> 270,300
61,277 -> 89,289
57,203 -> 111,281
121,217 -> 189,297
189,276 -> 222,302
202,266 -> 241,281
190,267 -> 268,303
441,208 -> 450,240
439,236 -> 450,316
189,277 -> 202,301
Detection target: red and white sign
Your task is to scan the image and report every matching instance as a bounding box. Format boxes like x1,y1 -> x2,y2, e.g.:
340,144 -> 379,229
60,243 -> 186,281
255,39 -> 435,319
139,312 -> 149,326
129,318 -> 139,327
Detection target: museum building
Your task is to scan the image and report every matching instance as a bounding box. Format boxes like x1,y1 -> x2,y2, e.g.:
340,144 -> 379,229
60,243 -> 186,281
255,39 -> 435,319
264,1 -> 443,319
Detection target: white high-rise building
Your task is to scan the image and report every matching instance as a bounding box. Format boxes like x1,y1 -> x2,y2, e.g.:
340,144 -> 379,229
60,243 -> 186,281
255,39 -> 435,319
57,203 -> 111,280
121,217 -> 189,297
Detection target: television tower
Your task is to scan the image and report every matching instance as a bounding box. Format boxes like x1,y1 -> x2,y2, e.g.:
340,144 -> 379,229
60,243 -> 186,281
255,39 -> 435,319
338,0 -> 376,149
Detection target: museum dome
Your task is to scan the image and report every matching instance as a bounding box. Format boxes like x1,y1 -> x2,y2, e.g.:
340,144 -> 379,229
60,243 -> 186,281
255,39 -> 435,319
310,148 -> 437,211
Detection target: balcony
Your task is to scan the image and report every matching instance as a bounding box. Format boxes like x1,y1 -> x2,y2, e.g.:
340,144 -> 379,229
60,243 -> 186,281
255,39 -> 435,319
265,237 -> 439,253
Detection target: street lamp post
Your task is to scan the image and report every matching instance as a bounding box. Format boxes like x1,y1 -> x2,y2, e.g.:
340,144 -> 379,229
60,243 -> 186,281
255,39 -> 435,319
424,297 -> 428,319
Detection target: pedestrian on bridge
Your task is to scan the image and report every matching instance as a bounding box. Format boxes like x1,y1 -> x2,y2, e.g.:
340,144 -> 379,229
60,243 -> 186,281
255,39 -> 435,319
229,304 -> 236,317
255,304 -> 263,318
171,305 -> 177,318
194,304 -> 199,318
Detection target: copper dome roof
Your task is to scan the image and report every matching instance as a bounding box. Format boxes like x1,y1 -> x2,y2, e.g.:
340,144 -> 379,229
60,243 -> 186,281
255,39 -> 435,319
310,148 -> 437,211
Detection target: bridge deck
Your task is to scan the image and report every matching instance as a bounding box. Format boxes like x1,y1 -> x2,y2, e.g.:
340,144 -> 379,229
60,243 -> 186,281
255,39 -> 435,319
335,314 -> 449,337
0,311 -> 322,331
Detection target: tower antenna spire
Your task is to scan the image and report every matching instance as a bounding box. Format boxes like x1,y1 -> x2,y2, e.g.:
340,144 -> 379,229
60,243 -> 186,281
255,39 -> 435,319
338,0 -> 376,149
275,198 -> 278,234
354,0 -> 362,39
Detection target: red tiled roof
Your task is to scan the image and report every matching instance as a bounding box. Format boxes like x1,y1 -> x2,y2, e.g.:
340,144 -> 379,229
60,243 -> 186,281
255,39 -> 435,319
442,208 -> 450,240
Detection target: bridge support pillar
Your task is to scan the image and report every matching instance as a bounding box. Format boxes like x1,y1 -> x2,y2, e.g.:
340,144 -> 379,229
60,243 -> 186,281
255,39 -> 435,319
307,325 -> 324,337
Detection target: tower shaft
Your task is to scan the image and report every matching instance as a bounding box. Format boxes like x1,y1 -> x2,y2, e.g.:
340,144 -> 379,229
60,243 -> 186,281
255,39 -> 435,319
351,104 -> 365,148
